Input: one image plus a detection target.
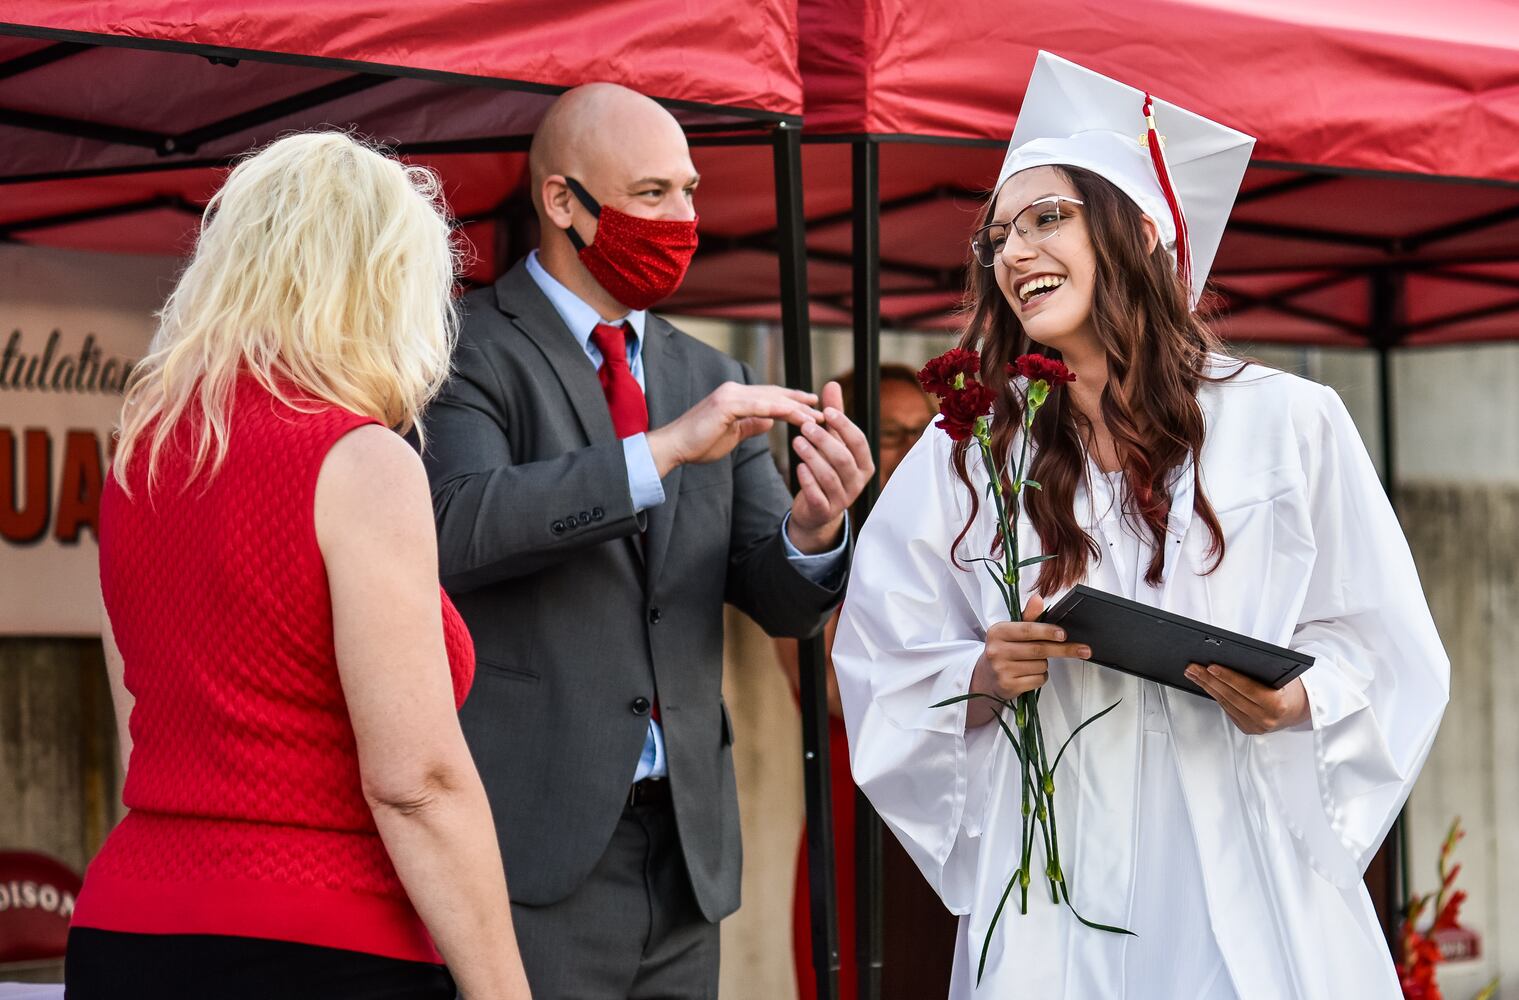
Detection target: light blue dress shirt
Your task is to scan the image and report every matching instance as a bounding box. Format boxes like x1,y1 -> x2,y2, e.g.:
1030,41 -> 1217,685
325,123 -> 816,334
524,251 -> 848,781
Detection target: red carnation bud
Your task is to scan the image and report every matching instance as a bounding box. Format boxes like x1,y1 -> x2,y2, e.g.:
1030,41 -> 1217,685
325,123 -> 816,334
1011,353 -> 1076,386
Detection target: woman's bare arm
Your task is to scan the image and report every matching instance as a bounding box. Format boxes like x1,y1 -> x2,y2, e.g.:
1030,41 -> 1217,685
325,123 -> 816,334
318,425 -> 530,1000
100,603 -> 133,773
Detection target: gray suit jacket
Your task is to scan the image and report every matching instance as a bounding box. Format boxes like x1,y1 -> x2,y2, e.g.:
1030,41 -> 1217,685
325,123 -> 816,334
422,261 -> 846,920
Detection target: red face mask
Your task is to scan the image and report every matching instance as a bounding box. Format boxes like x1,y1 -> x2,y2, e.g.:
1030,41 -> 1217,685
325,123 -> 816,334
564,177 -> 699,311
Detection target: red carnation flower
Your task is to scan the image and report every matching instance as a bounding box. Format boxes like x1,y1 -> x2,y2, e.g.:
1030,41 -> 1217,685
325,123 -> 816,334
934,381 -> 996,442
918,348 -> 982,396
1010,353 -> 1076,386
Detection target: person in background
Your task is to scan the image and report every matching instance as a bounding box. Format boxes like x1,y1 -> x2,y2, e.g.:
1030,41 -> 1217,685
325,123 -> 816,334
422,83 -> 873,998
67,132 -> 531,1000
775,364 -> 956,1000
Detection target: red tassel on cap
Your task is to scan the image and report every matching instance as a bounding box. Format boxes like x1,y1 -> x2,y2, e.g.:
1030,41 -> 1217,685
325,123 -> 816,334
1142,93 -> 1191,295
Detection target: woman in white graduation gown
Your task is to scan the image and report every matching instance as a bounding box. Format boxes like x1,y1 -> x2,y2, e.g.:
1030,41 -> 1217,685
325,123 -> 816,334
833,53 -> 1449,1000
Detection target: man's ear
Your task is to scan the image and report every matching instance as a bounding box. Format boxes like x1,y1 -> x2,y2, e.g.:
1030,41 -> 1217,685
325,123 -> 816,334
540,175 -> 575,230
1139,213 -> 1161,254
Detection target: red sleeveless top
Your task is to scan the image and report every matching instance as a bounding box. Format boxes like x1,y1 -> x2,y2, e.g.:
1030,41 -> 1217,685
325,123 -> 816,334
75,377 -> 475,963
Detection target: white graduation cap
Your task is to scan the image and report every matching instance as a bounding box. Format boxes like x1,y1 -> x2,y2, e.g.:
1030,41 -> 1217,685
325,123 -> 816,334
995,51 -> 1255,307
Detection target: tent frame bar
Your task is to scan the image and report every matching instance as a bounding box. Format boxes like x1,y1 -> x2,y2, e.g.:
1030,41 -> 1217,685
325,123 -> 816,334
851,137 -> 885,1000
0,39 -> 89,79
0,193 -> 200,238
170,73 -> 394,154
1369,269 -> 1407,956
0,106 -> 165,149
774,120 -> 842,1000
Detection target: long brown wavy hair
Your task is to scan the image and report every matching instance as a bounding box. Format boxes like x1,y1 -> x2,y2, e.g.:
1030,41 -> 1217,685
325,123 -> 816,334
951,165 -> 1244,595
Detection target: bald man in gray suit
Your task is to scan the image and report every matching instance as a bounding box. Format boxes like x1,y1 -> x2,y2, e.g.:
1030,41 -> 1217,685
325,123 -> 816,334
422,83 -> 873,998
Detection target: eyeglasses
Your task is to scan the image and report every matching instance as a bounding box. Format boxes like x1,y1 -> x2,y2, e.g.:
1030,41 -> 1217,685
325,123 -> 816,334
970,195 -> 1085,267
880,424 -> 927,450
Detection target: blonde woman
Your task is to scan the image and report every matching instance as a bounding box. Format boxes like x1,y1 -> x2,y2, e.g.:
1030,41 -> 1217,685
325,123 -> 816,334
65,133 -> 531,1000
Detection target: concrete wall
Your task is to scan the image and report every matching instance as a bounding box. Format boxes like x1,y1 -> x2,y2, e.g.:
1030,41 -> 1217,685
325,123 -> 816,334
1398,484 -> 1519,998
718,608 -> 804,1000
0,638 -> 120,982
1387,345 -> 1518,998
0,639 -> 119,874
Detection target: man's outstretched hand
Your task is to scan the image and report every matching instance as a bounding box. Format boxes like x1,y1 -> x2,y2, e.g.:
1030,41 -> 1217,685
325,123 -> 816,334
647,382 -> 822,477
786,381 -> 874,554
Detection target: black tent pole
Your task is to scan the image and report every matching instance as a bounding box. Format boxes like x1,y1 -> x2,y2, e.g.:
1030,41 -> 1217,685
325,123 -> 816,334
1371,269 -> 1407,955
774,120 -> 841,1000
850,137 -> 885,1000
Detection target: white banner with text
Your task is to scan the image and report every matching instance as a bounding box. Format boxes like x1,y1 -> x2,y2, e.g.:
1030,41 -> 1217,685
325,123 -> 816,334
0,244 -> 174,635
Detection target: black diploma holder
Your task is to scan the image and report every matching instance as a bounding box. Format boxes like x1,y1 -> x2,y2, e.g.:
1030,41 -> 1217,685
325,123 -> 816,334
1038,585 -> 1314,699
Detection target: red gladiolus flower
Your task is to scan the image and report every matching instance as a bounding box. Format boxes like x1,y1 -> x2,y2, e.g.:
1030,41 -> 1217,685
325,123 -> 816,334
1010,353 -> 1076,386
1398,928 -> 1444,1000
934,382 -> 997,442
1431,888 -> 1467,932
918,348 -> 982,395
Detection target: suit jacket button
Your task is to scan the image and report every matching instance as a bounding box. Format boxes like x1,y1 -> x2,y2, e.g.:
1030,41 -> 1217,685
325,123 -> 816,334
591,507 -> 605,521
551,520 -> 566,534
565,513 -> 580,528
579,510 -> 591,524
647,607 -> 663,625
631,697 -> 651,716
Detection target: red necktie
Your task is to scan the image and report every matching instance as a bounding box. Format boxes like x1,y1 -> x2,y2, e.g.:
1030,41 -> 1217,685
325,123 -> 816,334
590,322 -> 648,438
590,322 -> 660,724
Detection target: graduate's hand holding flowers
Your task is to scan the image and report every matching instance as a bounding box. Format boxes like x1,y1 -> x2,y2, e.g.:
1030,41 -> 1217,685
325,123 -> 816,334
967,594 -> 1091,727
1185,663 -> 1310,734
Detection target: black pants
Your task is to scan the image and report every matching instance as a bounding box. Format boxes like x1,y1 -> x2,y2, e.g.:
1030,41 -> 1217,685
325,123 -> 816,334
65,927 -> 456,1000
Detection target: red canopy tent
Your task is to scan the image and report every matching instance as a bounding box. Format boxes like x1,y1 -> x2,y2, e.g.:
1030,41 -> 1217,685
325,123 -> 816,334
0,0 -> 848,313
6,2 -> 1518,341
670,0 -> 1519,344
0,2 -> 802,164
0,3 -> 811,285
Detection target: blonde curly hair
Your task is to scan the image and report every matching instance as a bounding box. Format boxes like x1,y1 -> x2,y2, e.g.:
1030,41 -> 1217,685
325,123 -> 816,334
113,130 -> 459,494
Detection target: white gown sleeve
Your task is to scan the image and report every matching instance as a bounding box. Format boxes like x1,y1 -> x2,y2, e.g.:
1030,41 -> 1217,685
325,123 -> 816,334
833,431 -> 1005,913
1253,384 -> 1449,887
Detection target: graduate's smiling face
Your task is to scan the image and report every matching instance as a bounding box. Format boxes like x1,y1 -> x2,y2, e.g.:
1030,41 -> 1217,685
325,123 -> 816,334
989,166 -> 1099,353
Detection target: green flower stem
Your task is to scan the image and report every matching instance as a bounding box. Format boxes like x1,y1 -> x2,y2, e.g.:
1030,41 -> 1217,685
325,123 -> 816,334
972,386 -> 1130,972
1017,703 -> 1059,904
1031,701 -> 1064,902
1007,693 -> 1033,917
1007,414 -> 1044,915
1019,693 -> 1042,907
1019,771 -> 1034,914
1033,788 -> 1060,904
977,412 -> 1051,919
975,433 -> 1021,622
1016,702 -> 1033,916
979,867 -> 1022,984
955,376 -> 1128,985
